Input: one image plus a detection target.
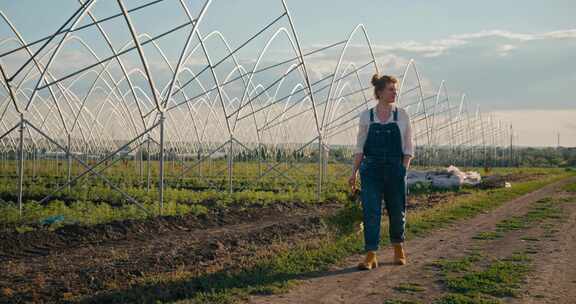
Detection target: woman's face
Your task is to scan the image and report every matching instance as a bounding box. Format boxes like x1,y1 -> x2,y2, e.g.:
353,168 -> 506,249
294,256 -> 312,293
377,82 -> 397,103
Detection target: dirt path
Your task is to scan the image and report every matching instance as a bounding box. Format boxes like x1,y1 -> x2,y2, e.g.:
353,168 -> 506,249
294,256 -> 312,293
513,193 -> 576,303
247,177 -> 576,304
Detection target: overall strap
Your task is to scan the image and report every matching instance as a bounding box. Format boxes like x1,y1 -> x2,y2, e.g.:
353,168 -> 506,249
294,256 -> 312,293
393,108 -> 398,121
369,108 -> 374,122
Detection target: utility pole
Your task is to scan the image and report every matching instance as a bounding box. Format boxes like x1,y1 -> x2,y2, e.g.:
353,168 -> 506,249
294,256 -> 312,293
509,124 -> 513,167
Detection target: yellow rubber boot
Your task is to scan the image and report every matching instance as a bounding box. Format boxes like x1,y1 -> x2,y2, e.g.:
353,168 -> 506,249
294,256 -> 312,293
357,251 -> 378,270
393,243 -> 407,265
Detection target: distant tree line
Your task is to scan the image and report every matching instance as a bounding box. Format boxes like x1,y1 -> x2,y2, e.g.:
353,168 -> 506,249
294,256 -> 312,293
515,147 -> 576,167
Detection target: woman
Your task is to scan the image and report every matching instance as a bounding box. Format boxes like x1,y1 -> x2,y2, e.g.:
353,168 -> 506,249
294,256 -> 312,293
348,74 -> 414,270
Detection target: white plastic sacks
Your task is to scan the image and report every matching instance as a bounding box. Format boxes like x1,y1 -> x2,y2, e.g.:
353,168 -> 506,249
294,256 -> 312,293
406,165 -> 481,189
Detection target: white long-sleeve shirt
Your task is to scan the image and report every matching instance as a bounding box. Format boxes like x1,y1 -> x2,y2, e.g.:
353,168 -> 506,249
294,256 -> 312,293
354,105 -> 414,156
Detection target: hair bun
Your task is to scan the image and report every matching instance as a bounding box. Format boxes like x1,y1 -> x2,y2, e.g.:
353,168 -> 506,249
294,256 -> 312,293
371,74 -> 381,86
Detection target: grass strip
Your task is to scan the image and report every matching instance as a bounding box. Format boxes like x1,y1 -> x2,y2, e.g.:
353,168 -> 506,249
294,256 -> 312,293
432,252 -> 532,303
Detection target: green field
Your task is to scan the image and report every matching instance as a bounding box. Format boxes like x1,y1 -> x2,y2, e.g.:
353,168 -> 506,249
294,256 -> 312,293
0,157 -> 567,232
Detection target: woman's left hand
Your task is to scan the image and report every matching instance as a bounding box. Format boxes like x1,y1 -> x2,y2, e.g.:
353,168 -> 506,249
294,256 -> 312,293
403,156 -> 412,170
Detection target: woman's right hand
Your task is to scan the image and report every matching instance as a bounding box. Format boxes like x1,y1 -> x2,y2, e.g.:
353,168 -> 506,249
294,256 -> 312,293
348,173 -> 357,192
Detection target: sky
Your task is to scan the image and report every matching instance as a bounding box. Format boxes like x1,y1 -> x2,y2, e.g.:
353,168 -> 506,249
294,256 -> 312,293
1,0 -> 575,147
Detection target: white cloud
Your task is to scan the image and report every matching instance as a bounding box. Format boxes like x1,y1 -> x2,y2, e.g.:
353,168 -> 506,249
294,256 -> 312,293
541,29 -> 576,39
495,44 -> 517,57
366,28 -> 576,58
376,53 -> 411,72
453,28 -> 576,41
305,59 -> 336,79
367,38 -> 468,58
452,30 -> 536,41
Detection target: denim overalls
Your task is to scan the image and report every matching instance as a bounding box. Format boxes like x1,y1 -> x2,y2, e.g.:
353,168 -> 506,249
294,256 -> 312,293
359,107 -> 407,251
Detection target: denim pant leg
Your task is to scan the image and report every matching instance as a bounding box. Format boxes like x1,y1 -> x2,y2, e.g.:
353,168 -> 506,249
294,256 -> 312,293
383,165 -> 407,244
360,165 -> 383,252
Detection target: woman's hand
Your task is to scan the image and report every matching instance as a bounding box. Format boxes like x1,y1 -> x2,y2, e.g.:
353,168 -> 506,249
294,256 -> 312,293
403,155 -> 412,169
350,154 -> 363,192
348,172 -> 357,192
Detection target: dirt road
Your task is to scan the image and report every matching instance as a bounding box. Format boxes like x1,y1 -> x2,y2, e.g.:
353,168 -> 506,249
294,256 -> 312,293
247,177 -> 576,304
